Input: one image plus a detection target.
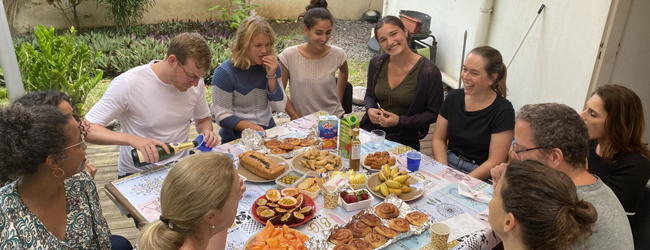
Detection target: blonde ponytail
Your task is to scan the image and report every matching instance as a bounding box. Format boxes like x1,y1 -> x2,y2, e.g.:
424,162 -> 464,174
137,220 -> 185,250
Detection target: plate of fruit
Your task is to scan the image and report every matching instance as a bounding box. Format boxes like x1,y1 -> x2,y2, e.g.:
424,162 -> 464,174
367,165 -> 424,201
251,188 -> 316,227
244,220 -> 309,250
337,188 -> 374,211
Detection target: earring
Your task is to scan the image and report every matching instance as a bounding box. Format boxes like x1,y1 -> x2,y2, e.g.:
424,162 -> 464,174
53,168 -> 65,178
211,225 -> 215,229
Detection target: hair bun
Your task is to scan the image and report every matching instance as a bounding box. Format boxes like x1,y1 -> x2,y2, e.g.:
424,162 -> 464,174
306,0 -> 328,10
573,200 -> 598,224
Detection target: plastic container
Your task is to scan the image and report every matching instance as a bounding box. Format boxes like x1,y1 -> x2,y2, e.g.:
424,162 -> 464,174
295,171 -> 322,199
338,188 -> 375,211
330,171 -> 367,190
275,170 -> 305,190
399,10 -> 431,34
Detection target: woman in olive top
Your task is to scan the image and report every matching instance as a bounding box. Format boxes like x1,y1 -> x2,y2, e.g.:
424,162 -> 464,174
581,84 -> 650,218
360,16 -> 444,151
431,46 -> 514,180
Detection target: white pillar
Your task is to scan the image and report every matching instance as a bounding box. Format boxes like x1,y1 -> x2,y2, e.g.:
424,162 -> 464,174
0,0 -> 24,101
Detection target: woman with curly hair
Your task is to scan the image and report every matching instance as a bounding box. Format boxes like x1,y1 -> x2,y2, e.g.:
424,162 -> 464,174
0,104 -> 118,249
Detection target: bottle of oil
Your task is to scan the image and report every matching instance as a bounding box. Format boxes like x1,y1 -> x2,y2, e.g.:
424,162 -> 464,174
350,128 -> 361,171
131,141 -> 198,167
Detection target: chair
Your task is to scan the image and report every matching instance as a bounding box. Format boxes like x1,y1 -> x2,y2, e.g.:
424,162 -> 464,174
336,77 -> 353,114
631,185 -> 650,249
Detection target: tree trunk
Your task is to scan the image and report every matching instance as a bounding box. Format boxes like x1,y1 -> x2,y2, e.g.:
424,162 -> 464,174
72,3 -> 80,29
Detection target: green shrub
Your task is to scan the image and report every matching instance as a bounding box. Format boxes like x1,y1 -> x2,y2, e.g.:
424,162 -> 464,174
14,25 -> 103,115
99,0 -> 156,34
209,0 -> 261,30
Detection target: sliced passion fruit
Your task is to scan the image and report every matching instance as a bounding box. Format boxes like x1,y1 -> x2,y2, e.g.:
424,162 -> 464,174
268,214 -> 283,225
265,189 -> 281,203
267,203 -> 279,208
280,212 -> 294,224
259,209 -> 276,221
256,199 -> 268,206
278,196 -> 298,209
280,187 -> 300,198
296,194 -> 305,208
298,206 -> 314,216
293,211 -> 305,222
274,207 -> 288,215
255,206 -> 270,216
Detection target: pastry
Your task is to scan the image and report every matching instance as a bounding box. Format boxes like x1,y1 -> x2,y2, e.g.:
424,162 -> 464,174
359,213 -> 382,227
300,137 -> 316,146
265,139 -> 282,149
293,146 -> 303,150
348,238 -> 372,250
373,225 -> 398,239
348,221 -> 372,238
270,148 -> 287,154
238,151 -> 284,179
405,211 -> 428,226
329,229 -> 354,245
374,203 -> 399,219
279,142 -> 295,150
332,245 -> 356,250
388,218 -> 410,232
285,138 -> 301,146
364,233 -> 387,248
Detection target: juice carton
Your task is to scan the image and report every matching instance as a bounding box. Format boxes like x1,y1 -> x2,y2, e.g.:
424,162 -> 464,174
318,115 -> 339,150
338,115 -> 359,159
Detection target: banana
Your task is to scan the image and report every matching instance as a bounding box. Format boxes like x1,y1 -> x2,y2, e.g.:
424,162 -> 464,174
382,165 -> 391,179
403,180 -> 410,186
390,167 -> 398,176
379,171 -> 387,181
380,183 -> 390,196
388,188 -> 402,196
374,184 -> 382,192
385,180 -> 403,189
401,185 -> 411,193
393,175 -> 409,184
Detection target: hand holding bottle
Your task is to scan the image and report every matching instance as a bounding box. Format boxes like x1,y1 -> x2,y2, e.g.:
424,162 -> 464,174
129,136 -> 170,164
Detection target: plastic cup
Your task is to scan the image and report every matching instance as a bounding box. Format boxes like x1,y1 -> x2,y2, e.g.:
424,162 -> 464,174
371,129 -> 386,149
407,152 -> 421,172
194,134 -> 213,152
323,186 -> 339,209
256,131 -> 266,138
430,222 -> 450,250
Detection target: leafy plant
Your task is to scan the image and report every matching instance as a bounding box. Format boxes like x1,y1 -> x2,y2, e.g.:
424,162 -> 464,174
98,0 -> 156,34
45,0 -> 92,29
0,67 -> 4,85
209,0 -> 261,30
14,25 -> 103,115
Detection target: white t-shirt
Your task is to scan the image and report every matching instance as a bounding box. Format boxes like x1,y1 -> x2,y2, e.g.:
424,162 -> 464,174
85,61 -> 211,175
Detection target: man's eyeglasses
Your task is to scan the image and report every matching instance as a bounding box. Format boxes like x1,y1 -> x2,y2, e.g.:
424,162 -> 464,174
511,141 -> 542,160
178,61 -> 205,83
64,134 -> 86,151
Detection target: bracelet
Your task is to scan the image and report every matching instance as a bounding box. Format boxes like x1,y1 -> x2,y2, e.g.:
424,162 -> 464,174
266,74 -> 276,79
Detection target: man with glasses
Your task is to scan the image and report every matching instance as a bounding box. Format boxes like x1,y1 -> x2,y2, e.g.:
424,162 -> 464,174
491,103 -> 633,250
84,32 -> 219,178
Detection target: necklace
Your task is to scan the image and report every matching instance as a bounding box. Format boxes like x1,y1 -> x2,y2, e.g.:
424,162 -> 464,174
390,54 -> 413,71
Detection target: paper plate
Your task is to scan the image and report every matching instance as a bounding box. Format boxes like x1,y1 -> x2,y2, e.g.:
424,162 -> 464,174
238,155 -> 290,183
367,173 -> 424,201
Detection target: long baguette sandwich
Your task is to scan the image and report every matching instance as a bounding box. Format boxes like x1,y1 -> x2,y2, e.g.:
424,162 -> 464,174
239,151 -> 285,179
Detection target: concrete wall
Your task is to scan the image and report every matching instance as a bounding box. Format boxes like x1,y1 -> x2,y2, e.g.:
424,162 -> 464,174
383,0 -> 611,113
602,0 -> 650,143
11,0 -> 382,33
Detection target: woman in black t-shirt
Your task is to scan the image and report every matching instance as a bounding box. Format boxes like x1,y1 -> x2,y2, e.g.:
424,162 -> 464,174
581,84 -> 650,218
431,46 -> 514,180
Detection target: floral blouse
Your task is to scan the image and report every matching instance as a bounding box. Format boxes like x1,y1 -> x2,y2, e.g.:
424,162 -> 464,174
0,171 -> 112,249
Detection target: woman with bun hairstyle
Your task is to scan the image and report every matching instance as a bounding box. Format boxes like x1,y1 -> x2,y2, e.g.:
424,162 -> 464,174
278,0 -> 348,119
212,15 -> 287,143
137,153 -> 245,250
432,46 -> 514,180
490,160 -> 598,250
360,15 -> 444,150
0,104 -> 114,249
581,84 -> 650,218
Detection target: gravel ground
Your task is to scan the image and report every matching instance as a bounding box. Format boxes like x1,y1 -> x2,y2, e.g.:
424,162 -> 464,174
273,19 -> 375,119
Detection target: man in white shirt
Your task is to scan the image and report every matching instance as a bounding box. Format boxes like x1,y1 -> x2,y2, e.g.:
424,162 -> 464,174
85,33 -> 220,178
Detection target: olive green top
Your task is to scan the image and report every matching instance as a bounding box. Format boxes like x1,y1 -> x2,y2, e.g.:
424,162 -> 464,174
374,57 -> 424,116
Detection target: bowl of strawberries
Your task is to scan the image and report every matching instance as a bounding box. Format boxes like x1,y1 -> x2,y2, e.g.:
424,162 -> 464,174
338,189 -> 375,211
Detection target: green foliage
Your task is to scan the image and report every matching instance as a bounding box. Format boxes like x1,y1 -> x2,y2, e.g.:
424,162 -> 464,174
99,0 -> 156,34
14,25 -> 103,115
0,68 -> 4,85
209,0 -> 261,30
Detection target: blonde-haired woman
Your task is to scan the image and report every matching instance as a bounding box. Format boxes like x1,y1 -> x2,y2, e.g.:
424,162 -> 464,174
136,153 -> 245,250
212,16 -> 287,143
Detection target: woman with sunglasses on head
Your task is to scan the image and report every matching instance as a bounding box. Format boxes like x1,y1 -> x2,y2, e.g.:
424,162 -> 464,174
360,15 -> 444,151
278,0 -> 348,119
212,16 -> 287,143
581,85 -> 650,219
489,160 -> 598,250
431,46 -> 514,180
0,104 -> 120,249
